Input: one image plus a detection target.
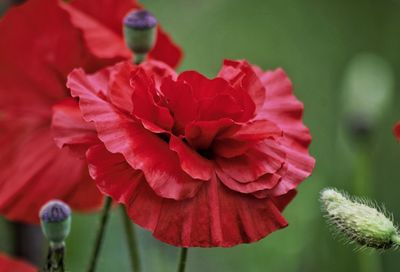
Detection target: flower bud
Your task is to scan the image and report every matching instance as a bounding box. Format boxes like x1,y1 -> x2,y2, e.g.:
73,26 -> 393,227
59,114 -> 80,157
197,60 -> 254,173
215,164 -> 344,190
320,188 -> 400,250
39,200 -> 71,248
123,10 -> 157,64
341,53 -> 394,140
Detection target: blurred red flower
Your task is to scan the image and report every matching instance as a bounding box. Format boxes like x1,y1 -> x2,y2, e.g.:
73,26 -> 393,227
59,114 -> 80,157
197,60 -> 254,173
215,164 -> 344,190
0,0 -> 182,223
53,59 -> 315,247
394,122 -> 400,141
0,253 -> 37,272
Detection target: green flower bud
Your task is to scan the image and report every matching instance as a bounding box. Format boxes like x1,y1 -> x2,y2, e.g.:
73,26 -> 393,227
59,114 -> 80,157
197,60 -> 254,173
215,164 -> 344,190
123,10 -> 157,64
39,200 -> 71,249
320,188 -> 400,250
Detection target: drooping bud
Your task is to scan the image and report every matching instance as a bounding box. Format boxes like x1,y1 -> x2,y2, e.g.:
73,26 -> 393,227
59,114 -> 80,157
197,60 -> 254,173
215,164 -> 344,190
39,200 -> 71,248
320,188 -> 400,250
123,10 -> 157,64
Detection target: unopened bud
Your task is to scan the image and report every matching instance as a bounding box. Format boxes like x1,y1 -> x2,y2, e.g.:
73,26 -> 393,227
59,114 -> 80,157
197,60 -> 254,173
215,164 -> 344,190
39,200 -> 71,248
123,10 -> 157,64
320,188 -> 400,250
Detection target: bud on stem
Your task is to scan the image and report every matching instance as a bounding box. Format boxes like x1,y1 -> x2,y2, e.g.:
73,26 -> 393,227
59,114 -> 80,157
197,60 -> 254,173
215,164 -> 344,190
39,200 -> 71,272
123,10 -> 158,64
320,188 -> 400,250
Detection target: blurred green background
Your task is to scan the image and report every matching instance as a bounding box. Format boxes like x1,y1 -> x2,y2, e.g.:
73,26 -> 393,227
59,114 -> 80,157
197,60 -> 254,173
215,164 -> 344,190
2,0 -> 400,271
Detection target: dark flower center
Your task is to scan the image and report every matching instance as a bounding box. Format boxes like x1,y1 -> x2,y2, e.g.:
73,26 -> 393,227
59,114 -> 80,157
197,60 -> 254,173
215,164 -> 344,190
196,148 -> 214,160
157,133 -> 171,144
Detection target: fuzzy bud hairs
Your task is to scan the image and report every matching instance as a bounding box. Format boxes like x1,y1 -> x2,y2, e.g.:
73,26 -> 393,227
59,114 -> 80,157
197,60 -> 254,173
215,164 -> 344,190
320,188 -> 400,250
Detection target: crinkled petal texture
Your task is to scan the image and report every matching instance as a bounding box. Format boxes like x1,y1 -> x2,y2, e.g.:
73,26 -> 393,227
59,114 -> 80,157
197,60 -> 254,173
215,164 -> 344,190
394,121 -> 400,141
0,253 -> 37,272
59,59 -> 315,247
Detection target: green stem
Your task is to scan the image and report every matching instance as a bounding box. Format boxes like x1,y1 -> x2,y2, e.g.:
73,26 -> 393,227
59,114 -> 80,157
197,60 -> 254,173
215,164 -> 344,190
354,147 -> 382,272
177,248 -> 188,272
87,197 -> 112,272
44,244 -> 65,272
120,206 -> 141,272
354,147 -> 371,196
134,53 -> 145,65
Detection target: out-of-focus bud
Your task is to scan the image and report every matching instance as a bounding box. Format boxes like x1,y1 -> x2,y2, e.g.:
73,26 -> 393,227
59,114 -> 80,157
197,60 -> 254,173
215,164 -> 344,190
39,200 -> 71,248
320,188 -> 400,250
123,10 -> 157,64
342,53 -> 395,140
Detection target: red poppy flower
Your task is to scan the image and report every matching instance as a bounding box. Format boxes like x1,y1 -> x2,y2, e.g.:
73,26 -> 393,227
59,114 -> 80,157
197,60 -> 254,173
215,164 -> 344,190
0,0 -> 182,223
0,253 -> 37,272
394,122 -> 400,141
52,59 -> 315,247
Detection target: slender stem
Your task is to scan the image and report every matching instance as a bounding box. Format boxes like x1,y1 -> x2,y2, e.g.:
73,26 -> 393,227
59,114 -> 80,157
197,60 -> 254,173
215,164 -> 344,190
177,248 -> 188,272
120,206 -> 141,272
53,246 -> 65,272
44,244 -> 65,272
354,147 -> 382,272
87,197 -> 113,272
134,53 -> 145,65
45,246 -> 52,271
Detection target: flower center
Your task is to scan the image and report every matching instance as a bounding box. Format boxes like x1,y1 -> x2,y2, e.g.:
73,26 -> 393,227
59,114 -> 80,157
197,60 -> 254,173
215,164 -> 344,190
196,148 -> 214,160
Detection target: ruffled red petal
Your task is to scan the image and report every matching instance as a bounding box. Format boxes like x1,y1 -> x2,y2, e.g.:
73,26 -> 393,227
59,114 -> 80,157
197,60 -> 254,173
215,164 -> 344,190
256,68 -> 312,151
62,0 -> 183,68
185,119 -> 236,150
216,169 -> 280,194
160,77 -> 198,134
87,144 -> 288,247
394,121 -> 400,141
52,98 -> 98,157
108,62 -> 135,113
216,140 -> 286,183
0,253 -> 37,272
272,189 -> 297,211
130,68 -> 174,132
213,120 -> 282,158
68,66 -> 204,200
259,143 -> 315,197
108,61 -> 177,114
218,59 -> 265,115
228,65 -> 315,197
169,136 -> 214,181
178,71 -> 254,122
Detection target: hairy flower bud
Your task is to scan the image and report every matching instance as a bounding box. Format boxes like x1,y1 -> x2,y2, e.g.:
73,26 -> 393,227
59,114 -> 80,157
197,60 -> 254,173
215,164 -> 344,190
39,200 -> 71,248
320,188 -> 400,250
